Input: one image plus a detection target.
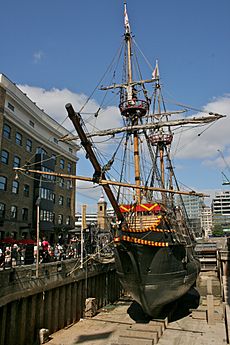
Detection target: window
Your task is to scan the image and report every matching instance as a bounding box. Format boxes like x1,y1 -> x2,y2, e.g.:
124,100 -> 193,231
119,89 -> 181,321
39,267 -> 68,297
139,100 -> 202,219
0,203 -> 6,218
13,156 -> 21,168
15,132 -> 22,146
0,176 -> 7,191
58,195 -> 64,205
40,209 -> 54,222
12,180 -> 19,194
51,154 -> 56,164
67,162 -> 72,173
22,208 -> 28,221
53,138 -> 58,144
26,139 -> 32,152
41,167 -> 55,181
40,187 -> 55,202
8,102 -> 15,111
66,180 -> 72,190
29,120 -> 34,127
1,150 -> 9,164
58,214 -> 63,225
69,147 -> 73,153
66,216 -> 70,225
10,205 -> 17,219
23,184 -> 30,197
3,124 -> 11,139
59,177 -> 64,188
60,159 -> 65,169
67,197 -> 71,208
36,147 -> 47,156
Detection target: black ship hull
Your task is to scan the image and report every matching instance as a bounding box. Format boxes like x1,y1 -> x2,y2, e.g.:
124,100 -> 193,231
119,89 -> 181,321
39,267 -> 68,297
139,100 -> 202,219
114,241 -> 200,317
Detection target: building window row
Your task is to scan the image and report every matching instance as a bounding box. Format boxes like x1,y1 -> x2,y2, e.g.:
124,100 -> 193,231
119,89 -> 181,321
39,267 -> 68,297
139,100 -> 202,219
0,204 -> 71,224
0,203 -> 29,221
40,187 -> 55,202
0,175 -> 72,208
1,150 -> 21,168
39,210 -> 71,225
41,166 -> 56,181
3,124 -> 74,173
40,209 -> 54,222
58,214 -> 71,225
0,176 -> 29,196
58,178 -> 72,190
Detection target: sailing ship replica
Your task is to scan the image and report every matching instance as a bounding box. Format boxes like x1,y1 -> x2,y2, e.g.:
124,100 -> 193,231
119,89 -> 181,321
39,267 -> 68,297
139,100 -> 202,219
64,3 -> 225,317
15,3 -> 224,317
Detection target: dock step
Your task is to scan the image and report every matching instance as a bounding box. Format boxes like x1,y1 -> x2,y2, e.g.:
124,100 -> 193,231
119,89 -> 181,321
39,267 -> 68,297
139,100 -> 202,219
116,319 -> 165,344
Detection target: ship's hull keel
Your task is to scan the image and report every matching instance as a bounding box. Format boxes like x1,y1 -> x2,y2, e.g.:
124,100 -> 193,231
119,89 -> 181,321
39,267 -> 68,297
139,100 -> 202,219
114,242 -> 200,317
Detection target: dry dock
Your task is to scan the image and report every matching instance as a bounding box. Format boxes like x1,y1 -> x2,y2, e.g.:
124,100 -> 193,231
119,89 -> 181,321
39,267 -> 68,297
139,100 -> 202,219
47,272 -> 230,345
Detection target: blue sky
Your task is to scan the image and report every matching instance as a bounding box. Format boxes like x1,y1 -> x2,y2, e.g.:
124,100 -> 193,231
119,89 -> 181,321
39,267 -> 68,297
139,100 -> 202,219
1,0 -> 230,211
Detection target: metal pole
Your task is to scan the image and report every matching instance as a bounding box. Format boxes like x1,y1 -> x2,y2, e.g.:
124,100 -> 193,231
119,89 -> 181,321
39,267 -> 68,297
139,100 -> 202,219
80,204 -> 87,269
36,199 -> 40,278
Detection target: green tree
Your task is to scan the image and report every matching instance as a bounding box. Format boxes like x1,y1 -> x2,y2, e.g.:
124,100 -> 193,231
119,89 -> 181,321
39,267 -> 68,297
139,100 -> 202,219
212,224 -> 224,237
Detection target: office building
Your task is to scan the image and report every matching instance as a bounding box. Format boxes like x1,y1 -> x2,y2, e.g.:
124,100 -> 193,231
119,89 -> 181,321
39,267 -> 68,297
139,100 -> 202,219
212,190 -> 230,230
177,194 -> 204,237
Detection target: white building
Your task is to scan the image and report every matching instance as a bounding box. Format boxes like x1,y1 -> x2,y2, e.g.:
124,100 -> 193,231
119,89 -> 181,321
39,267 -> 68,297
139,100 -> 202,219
212,190 -> 230,230
201,206 -> 213,238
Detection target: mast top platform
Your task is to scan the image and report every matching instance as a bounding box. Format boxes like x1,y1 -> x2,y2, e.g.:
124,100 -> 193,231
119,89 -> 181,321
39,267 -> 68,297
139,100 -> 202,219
119,99 -> 149,117
149,133 -> 173,146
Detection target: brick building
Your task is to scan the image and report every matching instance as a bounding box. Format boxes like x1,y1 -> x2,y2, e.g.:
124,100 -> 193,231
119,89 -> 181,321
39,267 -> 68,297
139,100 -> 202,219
0,74 -> 79,242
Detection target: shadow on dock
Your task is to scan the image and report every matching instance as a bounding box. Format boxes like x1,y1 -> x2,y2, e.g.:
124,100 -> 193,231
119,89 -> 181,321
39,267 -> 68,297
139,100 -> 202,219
74,331 -> 113,344
127,287 -> 200,323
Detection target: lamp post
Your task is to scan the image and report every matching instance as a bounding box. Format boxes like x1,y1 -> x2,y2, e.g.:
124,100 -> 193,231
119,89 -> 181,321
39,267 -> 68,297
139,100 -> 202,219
35,197 -> 41,278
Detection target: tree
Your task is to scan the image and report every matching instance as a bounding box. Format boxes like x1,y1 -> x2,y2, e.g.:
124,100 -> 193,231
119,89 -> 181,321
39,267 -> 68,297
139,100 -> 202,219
212,224 -> 224,237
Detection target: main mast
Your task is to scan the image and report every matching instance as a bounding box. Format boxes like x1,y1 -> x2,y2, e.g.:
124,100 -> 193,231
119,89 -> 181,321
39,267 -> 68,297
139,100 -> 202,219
123,2 -> 143,204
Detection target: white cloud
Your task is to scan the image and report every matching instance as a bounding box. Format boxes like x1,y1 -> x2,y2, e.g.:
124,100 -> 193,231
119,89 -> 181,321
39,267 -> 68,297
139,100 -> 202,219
17,85 -> 121,134
16,84 -> 230,209
172,94 -> 230,162
19,85 -> 229,165
33,50 -> 44,63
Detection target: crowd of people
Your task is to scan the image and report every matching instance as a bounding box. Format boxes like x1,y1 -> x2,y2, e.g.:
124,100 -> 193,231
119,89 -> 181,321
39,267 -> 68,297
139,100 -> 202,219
0,236 -> 84,269
0,231 -> 113,270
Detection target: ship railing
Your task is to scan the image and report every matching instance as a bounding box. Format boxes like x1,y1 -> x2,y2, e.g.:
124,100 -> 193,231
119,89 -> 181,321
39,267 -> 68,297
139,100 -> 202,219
126,215 -> 161,230
149,133 -> 173,145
